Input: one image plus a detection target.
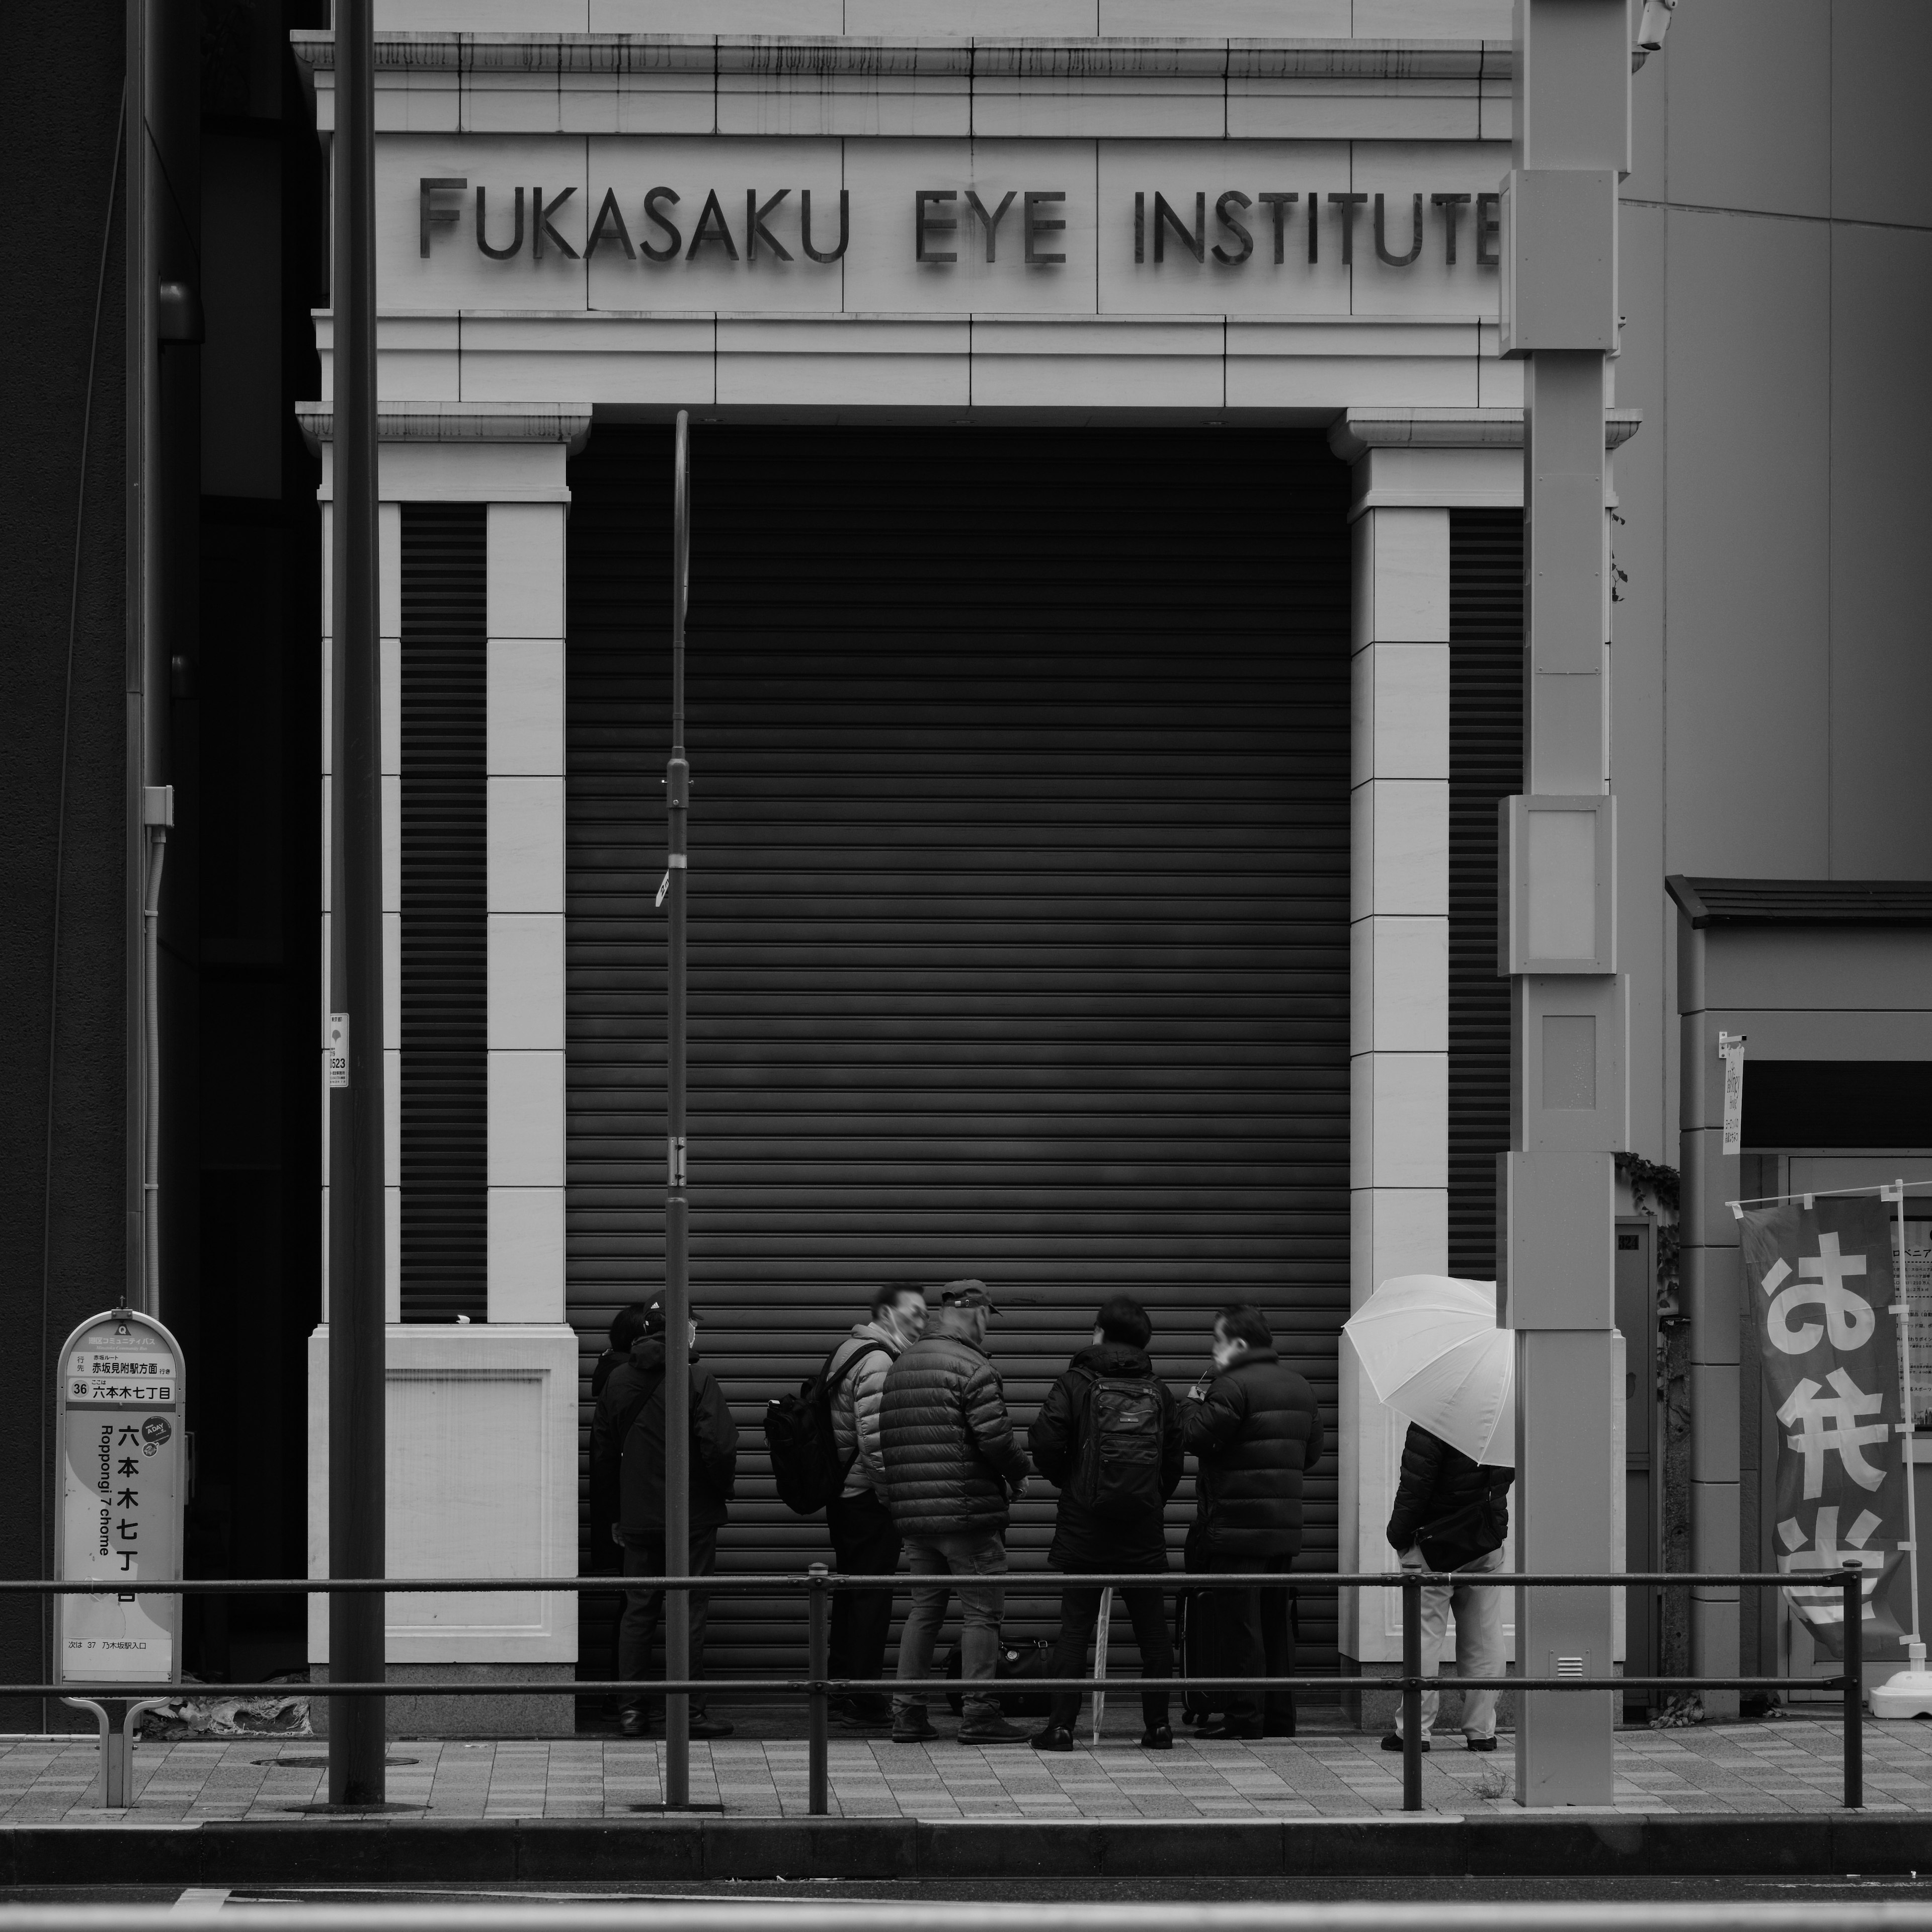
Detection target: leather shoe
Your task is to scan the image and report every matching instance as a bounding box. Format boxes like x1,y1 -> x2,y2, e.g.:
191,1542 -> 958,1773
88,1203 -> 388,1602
1380,1732 -> 1429,1752
956,1715 -> 1031,1744
618,1710 -> 653,1738
1465,1736 -> 1498,1752
1030,1723 -> 1075,1753
892,1710 -> 940,1743
1197,1720 -> 1264,1740
688,1711 -> 734,1738
1139,1725 -> 1173,1751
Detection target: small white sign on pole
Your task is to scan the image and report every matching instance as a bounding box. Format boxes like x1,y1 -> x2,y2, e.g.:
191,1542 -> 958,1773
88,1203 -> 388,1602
1718,1031 -> 1746,1157
54,1306 -> 186,1802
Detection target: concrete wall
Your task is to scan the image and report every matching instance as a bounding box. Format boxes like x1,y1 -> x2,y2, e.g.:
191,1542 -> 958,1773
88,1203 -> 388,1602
1616,0 -> 1932,1163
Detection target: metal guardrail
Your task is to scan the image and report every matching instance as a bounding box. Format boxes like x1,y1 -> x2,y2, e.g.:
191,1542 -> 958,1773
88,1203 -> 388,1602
12,1567 -> 1867,1815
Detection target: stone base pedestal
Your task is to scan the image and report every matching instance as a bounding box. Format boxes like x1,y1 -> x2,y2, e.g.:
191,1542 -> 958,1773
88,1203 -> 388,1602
307,1663 -> 575,1738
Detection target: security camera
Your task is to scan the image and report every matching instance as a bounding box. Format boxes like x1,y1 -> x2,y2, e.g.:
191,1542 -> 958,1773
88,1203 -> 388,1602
1635,0 -> 1678,54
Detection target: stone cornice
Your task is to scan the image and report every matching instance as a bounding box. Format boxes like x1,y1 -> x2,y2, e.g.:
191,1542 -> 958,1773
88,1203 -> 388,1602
289,30 -> 1512,83
297,401 -> 593,453
1328,405 -> 1642,463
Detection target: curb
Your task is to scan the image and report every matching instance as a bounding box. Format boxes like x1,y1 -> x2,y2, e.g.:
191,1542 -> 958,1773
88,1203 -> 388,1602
3,1814 -> 1927,1885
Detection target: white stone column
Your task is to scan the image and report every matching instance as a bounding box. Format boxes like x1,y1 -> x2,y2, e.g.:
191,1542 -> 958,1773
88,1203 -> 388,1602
301,401 -> 591,1733
487,501 -> 568,1325
1329,410 -> 1521,1681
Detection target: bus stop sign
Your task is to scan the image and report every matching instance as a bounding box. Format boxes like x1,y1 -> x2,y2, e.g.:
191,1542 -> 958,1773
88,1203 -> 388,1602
57,1308 -> 185,1690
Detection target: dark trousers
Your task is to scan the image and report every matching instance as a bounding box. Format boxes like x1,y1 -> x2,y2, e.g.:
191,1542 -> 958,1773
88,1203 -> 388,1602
827,1486 -> 901,1706
1204,1550 -> 1295,1728
619,1530 -> 717,1716
1047,1560 -> 1175,1731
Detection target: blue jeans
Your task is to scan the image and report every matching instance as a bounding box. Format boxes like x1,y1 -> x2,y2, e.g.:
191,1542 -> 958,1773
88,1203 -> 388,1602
895,1530 -> 1007,1725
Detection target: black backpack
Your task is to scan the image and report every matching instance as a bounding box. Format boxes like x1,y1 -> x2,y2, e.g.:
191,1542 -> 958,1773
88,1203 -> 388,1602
764,1340 -> 887,1516
1071,1371 -> 1166,1521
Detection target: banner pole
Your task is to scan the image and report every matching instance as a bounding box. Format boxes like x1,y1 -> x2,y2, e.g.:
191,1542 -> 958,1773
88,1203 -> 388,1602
1893,1182 -> 1922,1660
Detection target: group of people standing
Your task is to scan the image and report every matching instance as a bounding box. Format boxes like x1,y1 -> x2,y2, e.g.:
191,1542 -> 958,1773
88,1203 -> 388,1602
588,1278 -> 1325,1747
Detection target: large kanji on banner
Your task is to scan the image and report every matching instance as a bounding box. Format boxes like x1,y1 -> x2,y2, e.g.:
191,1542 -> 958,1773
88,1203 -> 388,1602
1741,1196 -> 1908,1658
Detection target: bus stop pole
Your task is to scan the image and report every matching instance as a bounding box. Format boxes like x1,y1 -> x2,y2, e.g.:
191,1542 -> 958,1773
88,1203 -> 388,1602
326,0 -> 387,1810
663,411 -> 692,1807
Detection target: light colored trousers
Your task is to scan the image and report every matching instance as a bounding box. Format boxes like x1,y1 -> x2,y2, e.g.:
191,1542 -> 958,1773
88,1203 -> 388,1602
1393,1544 -> 1507,1740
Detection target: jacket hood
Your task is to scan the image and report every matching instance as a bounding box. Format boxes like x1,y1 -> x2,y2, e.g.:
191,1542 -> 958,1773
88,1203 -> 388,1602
629,1334 -> 702,1371
925,1305 -> 987,1348
849,1317 -> 906,1354
1216,1345 -> 1278,1375
1072,1342 -> 1153,1378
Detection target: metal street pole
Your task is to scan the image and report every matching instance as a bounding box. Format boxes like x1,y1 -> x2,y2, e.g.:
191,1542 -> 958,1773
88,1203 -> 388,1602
1498,0 -> 1629,1806
663,411 -> 692,1806
327,0 -> 387,1809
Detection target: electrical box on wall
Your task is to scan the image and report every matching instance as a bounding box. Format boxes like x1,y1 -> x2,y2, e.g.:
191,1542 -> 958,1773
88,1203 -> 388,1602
1499,170 -> 1619,357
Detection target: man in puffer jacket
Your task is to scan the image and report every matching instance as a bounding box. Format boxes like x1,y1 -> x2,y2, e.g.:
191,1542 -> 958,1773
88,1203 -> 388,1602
1180,1303 -> 1324,1738
879,1280 -> 1032,1744
1382,1421 -> 1513,1753
824,1281 -> 928,1727
589,1299 -> 739,1738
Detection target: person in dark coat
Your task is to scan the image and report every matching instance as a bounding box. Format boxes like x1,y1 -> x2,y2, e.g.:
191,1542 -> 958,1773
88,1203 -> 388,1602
1179,1303 -> 1325,1738
1027,1294 -> 1184,1752
878,1280 -> 1032,1745
1381,1421 -> 1514,1752
587,1299 -> 739,1737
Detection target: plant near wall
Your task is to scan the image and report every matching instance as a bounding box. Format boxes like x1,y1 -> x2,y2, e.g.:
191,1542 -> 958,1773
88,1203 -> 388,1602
1617,1150 -> 1692,1687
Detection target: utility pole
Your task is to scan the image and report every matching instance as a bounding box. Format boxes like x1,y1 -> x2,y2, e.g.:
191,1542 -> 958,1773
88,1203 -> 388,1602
327,0 -> 386,1808
1498,0 -> 1629,1806
663,412 -> 692,1807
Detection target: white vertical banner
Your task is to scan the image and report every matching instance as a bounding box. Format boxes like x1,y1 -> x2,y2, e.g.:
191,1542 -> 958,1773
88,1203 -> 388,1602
1719,1031 -> 1746,1157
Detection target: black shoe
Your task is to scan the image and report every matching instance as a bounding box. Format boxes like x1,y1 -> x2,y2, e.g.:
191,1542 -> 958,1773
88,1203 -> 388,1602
1465,1736 -> 1498,1752
1381,1732 -> 1429,1752
1197,1720 -> 1264,1740
834,1699 -> 893,1729
1139,1725 -> 1173,1751
618,1710 -> 653,1738
1030,1723 -> 1075,1753
688,1711 -> 734,1738
892,1710 -> 939,1743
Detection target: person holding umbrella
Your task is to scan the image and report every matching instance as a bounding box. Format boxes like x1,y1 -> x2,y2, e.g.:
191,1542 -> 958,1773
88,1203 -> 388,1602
1342,1274 -> 1516,1754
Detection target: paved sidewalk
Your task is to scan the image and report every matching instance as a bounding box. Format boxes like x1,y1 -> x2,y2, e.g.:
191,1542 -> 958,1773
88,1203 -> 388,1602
0,1718 -> 1922,1823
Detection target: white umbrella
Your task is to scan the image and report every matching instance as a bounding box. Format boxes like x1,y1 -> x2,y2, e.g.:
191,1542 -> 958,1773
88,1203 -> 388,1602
1343,1274 -> 1514,1467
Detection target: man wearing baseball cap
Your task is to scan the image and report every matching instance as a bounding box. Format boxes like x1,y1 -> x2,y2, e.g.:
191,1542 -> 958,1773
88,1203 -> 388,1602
878,1280 -> 1033,1744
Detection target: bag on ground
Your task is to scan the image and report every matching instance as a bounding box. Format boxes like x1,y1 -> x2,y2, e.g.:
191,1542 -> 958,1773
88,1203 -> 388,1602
942,1637 -> 1056,1717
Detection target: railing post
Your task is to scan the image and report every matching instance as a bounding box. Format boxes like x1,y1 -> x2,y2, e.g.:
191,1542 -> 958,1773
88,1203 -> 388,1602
808,1563 -> 830,1817
1842,1562 -> 1863,1810
1401,1572 -> 1423,1813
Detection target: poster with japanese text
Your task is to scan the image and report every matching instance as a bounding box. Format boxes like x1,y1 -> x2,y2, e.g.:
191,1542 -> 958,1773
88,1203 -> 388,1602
1742,1197 -> 1907,1659
56,1314 -> 183,1685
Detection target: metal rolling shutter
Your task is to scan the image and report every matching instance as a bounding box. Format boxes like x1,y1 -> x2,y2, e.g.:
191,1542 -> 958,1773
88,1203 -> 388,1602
399,503 -> 488,1322
566,426 -> 1351,1680
1447,509 -> 1524,1280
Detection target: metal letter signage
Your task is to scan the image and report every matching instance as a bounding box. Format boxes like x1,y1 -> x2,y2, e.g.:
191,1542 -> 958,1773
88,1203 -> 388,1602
1741,1196 -> 1909,1657
56,1308 -> 186,1688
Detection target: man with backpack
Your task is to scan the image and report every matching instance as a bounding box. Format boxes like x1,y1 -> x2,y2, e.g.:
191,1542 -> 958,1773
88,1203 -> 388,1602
1026,1294 -> 1184,1753
1179,1303 -> 1324,1739
878,1280 -> 1032,1744
588,1299 -> 739,1738
825,1282 -> 927,1726
1380,1420 -> 1514,1753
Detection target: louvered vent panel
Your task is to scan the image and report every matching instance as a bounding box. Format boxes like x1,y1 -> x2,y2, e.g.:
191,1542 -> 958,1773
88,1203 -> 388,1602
400,502 -> 487,1323
1448,509 -> 1524,1281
